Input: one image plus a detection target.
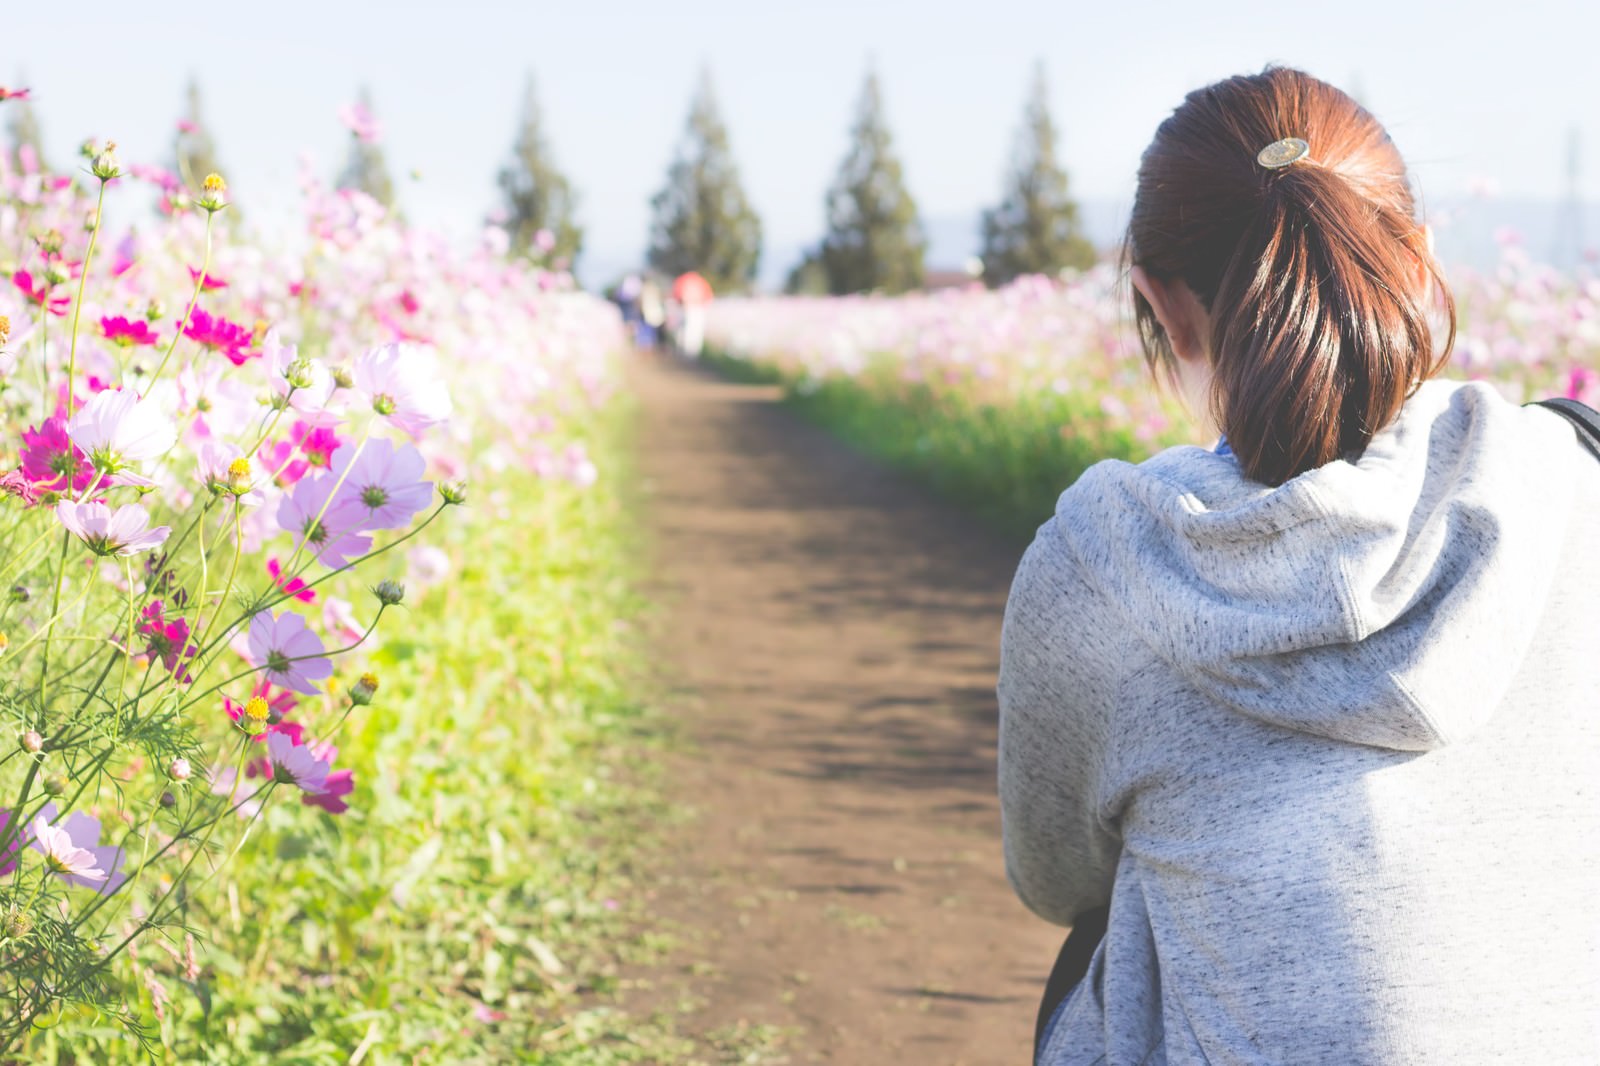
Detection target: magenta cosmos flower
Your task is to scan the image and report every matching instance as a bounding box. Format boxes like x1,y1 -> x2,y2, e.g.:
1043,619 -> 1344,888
19,417 -> 93,493
67,387 -> 177,483
247,610 -> 334,696
328,438 -> 433,531
182,307 -> 255,366
57,500 -> 170,557
100,315 -> 160,348
352,343 -> 452,439
275,473 -> 373,568
29,803 -> 126,892
265,731 -> 330,794
12,270 -> 68,317
138,600 -> 195,682
301,738 -> 353,814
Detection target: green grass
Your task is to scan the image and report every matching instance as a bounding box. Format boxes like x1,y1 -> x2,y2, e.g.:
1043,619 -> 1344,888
24,399 -> 707,1064
702,349 -> 1159,539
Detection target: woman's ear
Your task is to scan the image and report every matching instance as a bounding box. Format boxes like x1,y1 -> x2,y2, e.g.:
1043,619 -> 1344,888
1131,266 -> 1208,364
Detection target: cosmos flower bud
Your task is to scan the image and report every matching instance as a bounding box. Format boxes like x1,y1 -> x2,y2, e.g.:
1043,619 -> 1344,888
159,791 -> 176,809
372,580 -> 405,607
349,672 -> 379,706
42,771 -> 68,796
285,359 -> 317,391
168,758 -> 192,782
197,172 -> 228,213
331,366 -> 355,390
3,909 -> 31,939
20,731 -> 42,754
37,229 -> 63,256
90,140 -> 122,181
439,481 -> 467,506
145,300 -> 165,322
7,586 -> 25,604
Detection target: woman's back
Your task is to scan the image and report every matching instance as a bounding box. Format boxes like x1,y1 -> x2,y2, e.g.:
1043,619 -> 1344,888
1001,379 -> 1600,1063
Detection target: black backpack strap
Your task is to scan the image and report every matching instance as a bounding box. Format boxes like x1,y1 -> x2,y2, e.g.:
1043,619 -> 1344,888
1530,397 -> 1600,461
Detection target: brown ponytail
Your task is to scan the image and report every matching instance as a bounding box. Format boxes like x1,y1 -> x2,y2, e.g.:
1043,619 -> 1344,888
1126,67 -> 1455,486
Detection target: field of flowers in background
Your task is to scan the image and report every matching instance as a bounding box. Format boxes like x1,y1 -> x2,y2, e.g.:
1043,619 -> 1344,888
0,115 -> 686,1063
703,239 -> 1600,536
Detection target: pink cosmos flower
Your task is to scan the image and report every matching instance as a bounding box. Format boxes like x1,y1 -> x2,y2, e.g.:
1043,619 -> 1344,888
176,118 -> 198,134
19,417 -> 93,493
0,88 -> 32,102
182,307 -> 255,365
263,334 -> 339,423
68,387 -> 177,480
138,600 -> 195,682
337,100 -> 383,144
265,732 -> 330,794
188,267 -> 227,290
28,803 -> 126,892
13,270 -> 68,316
100,315 -> 160,348
0,469 -> 42,506
292,422 -> 341,470
247,610 -> 334,695
57,501 -> 171,557
258,437 -> 310,487
352,343 -> 452,438
275,473 -> 373,568
268,557 -> 316,603
327,438 -> 433,531
301,739 -> 352,814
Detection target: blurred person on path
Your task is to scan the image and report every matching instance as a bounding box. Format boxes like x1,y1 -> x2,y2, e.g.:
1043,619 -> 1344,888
671,270 -> 714,356
638,276 -> 666,350
1000,66 -> 1600,1065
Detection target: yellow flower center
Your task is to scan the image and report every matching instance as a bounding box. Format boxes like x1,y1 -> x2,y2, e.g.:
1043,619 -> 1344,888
244,696 -> 269,721
359,672 -> 379,691
202,173 -> 226,194
227,457 -> 251,480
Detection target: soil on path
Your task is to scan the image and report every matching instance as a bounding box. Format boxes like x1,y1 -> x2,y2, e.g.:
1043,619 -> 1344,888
630,353 -> 1065,1064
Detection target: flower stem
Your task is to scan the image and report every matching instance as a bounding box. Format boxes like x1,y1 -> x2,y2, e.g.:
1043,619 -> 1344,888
63,182 -> 107,421
145,211 -> 213,389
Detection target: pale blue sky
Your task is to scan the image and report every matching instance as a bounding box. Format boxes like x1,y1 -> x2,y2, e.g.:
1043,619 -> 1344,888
8,0 -> 1598,285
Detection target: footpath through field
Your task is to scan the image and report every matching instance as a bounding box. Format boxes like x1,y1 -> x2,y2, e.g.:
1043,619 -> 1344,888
632,352 -> 1063,1063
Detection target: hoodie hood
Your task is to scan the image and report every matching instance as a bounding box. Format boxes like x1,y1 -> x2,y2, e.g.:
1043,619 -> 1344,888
1055,378 -> 1587,751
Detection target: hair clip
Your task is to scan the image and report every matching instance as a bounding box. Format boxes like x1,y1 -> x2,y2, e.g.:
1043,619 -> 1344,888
1257,137 -> 1311,169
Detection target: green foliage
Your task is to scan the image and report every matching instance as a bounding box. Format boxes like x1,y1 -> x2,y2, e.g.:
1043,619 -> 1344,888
336,88 -> 397,210
782,249 -> 829,296
496,75 -> 583,266
174,77 -> 225,192
24,404 -> 696,1063
980,64 -> 1096,285
818,71 -> 926,295
705,350 -> 1158,538
647,70 -> 763,294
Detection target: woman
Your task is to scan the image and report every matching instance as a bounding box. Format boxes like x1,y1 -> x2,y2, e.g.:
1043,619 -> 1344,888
998,66 -> 1600,1064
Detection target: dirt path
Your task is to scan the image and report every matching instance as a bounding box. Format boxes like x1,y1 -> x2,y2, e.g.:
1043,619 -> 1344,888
630,353 -> 1063,1064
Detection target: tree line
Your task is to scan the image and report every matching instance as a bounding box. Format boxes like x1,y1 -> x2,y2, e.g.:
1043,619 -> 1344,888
4,66 -> 1096,294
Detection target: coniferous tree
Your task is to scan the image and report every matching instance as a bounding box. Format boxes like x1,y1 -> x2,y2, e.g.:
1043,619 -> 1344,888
174,77 -> 224,189
646,70 -> 762,293
336,88 -> 397,209
980,64 -> 1095,285
495,75 -> 582,264
819,70 -> 925,295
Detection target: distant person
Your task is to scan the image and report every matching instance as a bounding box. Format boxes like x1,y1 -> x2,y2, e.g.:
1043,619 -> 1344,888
638,277 -> 665,350
999,66 -> 1600,1065
671,270 -> 714,356
615,273 -> 644,344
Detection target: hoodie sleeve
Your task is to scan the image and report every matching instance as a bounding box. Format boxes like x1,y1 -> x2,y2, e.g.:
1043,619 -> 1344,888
997,525 -> 1123,928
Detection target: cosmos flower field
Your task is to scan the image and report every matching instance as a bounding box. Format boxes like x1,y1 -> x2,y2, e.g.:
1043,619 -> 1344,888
0,114 -> 654,1061
703,246 -> 1600,534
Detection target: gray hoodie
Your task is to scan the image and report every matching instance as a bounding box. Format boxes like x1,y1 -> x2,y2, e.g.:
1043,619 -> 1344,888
998,377 -> 1600,1065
